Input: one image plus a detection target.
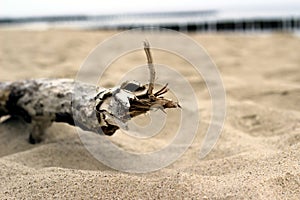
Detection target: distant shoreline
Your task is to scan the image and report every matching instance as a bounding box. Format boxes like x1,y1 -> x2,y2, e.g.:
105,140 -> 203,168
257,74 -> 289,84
0,10 -> 299,32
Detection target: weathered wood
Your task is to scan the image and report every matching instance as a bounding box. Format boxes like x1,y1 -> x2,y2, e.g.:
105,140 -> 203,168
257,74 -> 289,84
0,42 -> 179,143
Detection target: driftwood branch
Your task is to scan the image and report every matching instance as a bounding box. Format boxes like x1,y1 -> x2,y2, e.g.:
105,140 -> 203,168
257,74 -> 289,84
0,42 -> 179,144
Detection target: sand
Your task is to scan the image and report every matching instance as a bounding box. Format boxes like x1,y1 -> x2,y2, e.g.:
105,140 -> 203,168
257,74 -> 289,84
0,29 -> 299,199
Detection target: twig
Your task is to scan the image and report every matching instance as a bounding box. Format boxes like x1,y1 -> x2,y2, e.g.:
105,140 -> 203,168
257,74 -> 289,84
143,40 -> 155,96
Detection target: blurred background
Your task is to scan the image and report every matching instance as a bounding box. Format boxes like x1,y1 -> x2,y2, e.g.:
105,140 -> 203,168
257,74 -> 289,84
1,0 -> 300,32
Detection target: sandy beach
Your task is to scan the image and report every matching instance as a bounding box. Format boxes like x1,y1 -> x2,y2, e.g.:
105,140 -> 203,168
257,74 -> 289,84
0,29 -> 299,199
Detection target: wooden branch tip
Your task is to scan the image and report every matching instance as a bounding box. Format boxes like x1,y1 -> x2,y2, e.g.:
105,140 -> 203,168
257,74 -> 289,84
143,40 -> 155,96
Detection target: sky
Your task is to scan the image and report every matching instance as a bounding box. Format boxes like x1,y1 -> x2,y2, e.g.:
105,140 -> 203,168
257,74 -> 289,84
1,0 -> 300,17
